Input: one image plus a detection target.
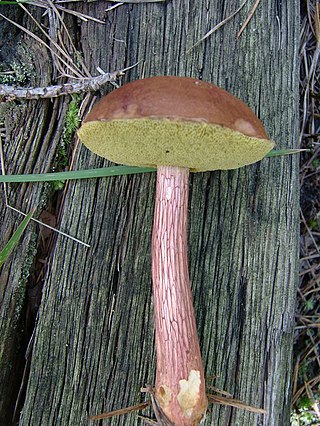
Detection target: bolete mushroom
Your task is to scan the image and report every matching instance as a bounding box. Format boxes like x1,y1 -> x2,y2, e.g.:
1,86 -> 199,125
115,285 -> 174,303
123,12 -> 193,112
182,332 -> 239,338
78,76 -> 274,425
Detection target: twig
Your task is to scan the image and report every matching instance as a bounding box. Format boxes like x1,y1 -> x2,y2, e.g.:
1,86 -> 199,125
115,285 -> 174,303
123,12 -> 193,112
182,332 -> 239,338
0,72 -> 118,99
0,62 -> 140,100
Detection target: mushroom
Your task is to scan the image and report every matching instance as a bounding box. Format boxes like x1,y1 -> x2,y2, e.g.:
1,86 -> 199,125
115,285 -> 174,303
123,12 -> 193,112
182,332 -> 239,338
78,76 -> 274,425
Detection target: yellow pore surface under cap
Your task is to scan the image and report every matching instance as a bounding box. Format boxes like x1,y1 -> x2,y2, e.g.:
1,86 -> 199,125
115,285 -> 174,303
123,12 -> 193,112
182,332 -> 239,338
78,118 -> 275,172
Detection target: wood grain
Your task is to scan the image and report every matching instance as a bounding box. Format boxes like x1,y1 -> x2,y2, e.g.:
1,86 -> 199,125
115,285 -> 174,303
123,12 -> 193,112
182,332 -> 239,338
0,1 -> 299,425
0,10 -> 70,421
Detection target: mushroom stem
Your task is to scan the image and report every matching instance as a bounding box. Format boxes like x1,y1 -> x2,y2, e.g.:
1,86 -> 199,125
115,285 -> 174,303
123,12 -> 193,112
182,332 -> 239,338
152,166 -> 207,425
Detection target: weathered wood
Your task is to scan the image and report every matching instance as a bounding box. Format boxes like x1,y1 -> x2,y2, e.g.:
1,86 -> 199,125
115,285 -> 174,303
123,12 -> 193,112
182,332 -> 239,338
0,6 -> 79,423
1,1 -> 299,425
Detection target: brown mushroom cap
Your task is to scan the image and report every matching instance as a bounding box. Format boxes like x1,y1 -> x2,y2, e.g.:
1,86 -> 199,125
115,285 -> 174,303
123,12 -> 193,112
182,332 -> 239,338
78,76 -> 274,172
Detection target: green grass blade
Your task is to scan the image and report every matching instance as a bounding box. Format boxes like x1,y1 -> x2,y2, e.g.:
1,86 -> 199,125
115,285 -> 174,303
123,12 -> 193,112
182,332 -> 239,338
0,150 -> 305,184
0,166 -> 156,183
0,1 -> 28,4
0,208 -> 35,268
265,148 -> 308,157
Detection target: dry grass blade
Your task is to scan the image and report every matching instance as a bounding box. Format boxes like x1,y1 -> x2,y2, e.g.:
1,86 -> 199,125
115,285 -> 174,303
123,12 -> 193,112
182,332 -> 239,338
6,205 -> 90,247
206,384 -> 233,398
292,354 -> 301,398
89,401 -> 150,421
87,383 -> 269,424
207,394 -> 266,414
296,4 -> 320,414
18,0 -> 106,24
188,0 -> 248,52
299,0 -> 320,145
236,0 -> 262,39
18,2 -> 85,78
0,11 -> 83,79
138,418 -> 158,425
106,3 -> 124,12
293,376 -> 320,406
45,0 -> 91,76
305,379 -> 320,418
300,208 -> 320,255
295,322 -> 320,330
54,4 -> 106,23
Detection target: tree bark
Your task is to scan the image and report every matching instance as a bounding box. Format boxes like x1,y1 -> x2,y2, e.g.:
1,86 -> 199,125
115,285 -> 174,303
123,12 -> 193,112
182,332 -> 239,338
0,1 -> 299,425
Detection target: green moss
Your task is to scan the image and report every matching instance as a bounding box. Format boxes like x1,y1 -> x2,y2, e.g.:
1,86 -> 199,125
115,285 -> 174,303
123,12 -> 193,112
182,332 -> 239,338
63,95 -> 81,142
304,298 -> 315,311
51,95 -> 81,190
50,180 -> 65,191
0,43 -> 35,86
298,396 -> 312,410
57,95 -> 81,166
291,412 -> 319,425
308,218 -> 318,230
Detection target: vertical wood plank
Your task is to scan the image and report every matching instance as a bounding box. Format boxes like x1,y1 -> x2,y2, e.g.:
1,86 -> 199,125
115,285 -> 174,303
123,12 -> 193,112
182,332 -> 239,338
0,1 -> 299,425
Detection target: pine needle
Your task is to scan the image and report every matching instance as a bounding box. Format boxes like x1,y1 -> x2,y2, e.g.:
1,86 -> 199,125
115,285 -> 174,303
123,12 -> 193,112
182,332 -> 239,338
236,0 -> 262,39
89,401 -> 150,421
188,0 -> 248,52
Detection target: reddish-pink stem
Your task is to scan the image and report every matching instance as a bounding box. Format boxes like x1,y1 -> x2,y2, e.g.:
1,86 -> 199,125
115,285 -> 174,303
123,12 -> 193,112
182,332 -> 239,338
151,166 -> 207,425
